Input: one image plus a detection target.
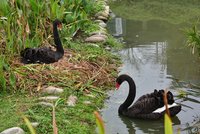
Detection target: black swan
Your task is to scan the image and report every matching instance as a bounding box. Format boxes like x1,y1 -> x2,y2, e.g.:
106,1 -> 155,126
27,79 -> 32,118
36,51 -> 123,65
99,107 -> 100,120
20,19 -> 64,64
116,74 -> 181,120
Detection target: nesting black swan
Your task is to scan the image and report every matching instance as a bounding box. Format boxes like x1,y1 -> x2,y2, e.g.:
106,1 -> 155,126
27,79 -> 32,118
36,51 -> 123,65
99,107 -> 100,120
116,74 -> 181,120
20,19 -> 64,64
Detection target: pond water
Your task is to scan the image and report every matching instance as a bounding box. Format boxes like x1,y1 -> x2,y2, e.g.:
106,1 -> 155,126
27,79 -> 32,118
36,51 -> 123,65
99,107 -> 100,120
101,6 -> 200,134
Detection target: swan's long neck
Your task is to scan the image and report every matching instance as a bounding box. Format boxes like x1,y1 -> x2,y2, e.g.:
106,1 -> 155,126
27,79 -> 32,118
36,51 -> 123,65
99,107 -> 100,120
53,23 -> 64,54
119,76 -> 136,114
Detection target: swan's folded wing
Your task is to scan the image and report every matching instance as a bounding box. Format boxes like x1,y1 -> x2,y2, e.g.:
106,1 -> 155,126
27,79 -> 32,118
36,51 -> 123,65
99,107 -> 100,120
37,49 -> 58,63
129,97 -> 161,114
135,90 -> 159,102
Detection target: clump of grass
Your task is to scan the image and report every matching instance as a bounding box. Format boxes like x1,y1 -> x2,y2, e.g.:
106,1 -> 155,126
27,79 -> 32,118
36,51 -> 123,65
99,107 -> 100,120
186,25 -> 200,56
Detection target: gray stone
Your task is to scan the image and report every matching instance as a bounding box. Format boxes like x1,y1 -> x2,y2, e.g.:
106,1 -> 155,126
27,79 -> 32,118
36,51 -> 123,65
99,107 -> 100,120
94,19 -> 105,23
42,86 -> 64,94
85,35 -> 107,43
38,96 -> 60,102
67,95 -> 77,107
97,16 -> 108,21
0,127 -> 24,134
99,22 -> 107,28
104,6 -> 110,15
31,122 -> 39,128
95,11 -> 109,19
83,101 -> 92,105
38,101 -> 54,107
92,34 -> 108,39
105,46 -> 111,51
89,31 -> 107,36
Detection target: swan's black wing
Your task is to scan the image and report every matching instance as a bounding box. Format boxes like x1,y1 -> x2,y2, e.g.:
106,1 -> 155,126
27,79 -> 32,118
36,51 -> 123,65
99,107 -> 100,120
124,105 -> 181,120
125,96 -> 161,116
135,89 -> 159,102
21,48 -> 41,63
21,47 -> 63,64
36,48 -> 63,63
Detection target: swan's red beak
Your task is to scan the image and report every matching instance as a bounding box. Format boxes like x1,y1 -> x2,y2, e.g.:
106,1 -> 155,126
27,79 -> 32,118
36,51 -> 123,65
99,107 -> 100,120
115,83 -> 120,90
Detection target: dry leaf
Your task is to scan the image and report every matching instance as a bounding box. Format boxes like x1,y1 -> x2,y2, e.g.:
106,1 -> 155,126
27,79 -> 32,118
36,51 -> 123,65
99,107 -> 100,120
26,22 -> 30,34
37,82 -> 42,91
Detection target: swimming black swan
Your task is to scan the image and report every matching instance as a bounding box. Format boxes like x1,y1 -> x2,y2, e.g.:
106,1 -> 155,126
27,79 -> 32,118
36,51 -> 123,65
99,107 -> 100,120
116,74 -> 181,120
20,19 -> 64,64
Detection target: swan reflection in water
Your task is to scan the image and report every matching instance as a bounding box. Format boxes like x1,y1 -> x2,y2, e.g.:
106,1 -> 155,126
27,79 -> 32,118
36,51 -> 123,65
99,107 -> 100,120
119,115 -> 181,134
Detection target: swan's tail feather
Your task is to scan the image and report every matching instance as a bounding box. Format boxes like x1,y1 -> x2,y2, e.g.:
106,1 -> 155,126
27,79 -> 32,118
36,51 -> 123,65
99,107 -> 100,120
20,48 -> 38,63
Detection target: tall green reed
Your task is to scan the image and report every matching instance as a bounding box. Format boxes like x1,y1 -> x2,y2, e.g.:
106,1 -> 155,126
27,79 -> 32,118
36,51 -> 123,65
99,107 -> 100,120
186,25 -> 200,56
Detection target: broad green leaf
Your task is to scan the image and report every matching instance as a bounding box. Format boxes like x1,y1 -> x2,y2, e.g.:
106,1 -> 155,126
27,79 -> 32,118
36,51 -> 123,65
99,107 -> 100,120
94,111 -> 105,134
164,113 -> 173,134
23,116 -> 36,134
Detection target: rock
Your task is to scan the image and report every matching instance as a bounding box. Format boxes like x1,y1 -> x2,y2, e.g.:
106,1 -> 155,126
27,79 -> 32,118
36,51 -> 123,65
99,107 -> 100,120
105,46 -> 111,51
99,26 -> 107,32
99,22 -> 107,28
95,11 -> 109,19
92,34 -> 108,39
109,11 -> 116,18
85,35 -> 107,43
67,95 -> 77,107
89,31 -> 107,36
38,101 -> 54,107
94,19 -> 105,23
0,127 -> 24,134
42,86 -> 64,94
95,19 -> 107,28
88,44 -> 100,48
104,6 -> 110,15
38,96 -> 60,102
83,101 -> 92,105
97,16 -> 108,21
31,122 -> 39,128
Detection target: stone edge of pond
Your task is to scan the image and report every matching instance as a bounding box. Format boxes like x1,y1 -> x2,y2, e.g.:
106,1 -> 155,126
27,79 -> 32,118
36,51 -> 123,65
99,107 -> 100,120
85,0 -> 110,43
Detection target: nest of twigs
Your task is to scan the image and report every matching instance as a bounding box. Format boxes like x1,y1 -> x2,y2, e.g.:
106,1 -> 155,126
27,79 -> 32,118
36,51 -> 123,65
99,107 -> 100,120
11,49 -> 119,93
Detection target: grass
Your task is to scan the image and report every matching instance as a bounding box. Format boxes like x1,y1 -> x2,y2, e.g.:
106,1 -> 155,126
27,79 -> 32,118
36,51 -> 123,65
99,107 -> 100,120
0,0 -> 122,133
0,39 -> 121,133
0,88 -> 107,133
0,40 -> 122,133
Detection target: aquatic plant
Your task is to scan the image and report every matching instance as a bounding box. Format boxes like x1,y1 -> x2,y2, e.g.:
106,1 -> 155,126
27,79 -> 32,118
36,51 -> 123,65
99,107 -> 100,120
94,111 -> 105,134
186,25 -> 200,56
163,90 -> 173,134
